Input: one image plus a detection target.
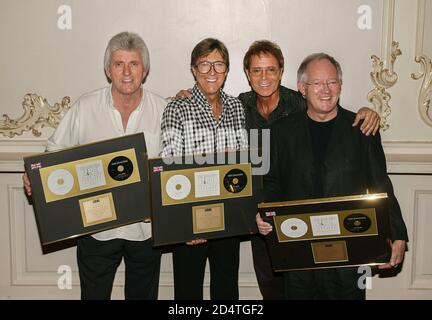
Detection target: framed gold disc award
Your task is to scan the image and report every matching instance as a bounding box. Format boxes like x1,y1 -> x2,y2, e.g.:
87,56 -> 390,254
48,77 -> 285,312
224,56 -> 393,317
258,193 -> 392,271
149,150 -> 263,246
24,133 -> 151,252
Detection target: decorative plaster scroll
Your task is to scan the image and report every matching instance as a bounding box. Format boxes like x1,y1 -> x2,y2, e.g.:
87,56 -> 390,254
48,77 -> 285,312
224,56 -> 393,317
411,0 -> 432,127
0,94 -> 70,138
367,41 -> 401,131
367,0 -> 399,131
411,55 -> 432,126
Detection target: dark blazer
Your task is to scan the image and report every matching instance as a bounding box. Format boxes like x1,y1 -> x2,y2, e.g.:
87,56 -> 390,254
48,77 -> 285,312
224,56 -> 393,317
264,106 -> 408,241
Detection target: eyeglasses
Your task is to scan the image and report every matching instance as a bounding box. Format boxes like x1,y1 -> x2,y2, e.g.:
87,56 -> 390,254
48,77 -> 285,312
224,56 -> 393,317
304,79 -> 340,89
249,67 -> 280,77
195,61 -> 227,74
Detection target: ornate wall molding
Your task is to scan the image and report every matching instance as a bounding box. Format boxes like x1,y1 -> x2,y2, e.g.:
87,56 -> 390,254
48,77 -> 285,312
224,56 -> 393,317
367,0 -> 399,131
411,0 -> 432,127
0,94 -> 70,138
411,55 -> 432,126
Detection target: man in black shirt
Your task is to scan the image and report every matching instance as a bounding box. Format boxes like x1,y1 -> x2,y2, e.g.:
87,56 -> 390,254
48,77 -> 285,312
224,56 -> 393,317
256,52 -> 408,299
240,41 -> 380,300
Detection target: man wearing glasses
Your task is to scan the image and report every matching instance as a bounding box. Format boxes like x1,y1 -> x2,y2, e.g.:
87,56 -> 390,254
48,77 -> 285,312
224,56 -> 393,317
241,41 -> 380,300
256,53 -> 408,299
161,38 -> 248,300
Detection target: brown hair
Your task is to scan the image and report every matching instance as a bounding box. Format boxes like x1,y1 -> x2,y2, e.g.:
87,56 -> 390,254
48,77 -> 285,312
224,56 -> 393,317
190,38 -> 229,70
243,40 -> 284,71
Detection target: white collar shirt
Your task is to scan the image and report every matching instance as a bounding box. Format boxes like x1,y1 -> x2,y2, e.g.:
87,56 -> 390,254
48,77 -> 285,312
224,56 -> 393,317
47,85 -> 167,241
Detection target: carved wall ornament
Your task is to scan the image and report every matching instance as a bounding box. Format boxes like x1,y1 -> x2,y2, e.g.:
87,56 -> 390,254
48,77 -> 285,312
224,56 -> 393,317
411,0 -> 432,127
366,1 -> 399,131
0,94 -> 71,138
411,55 -> 432,126
367,41 -> 401,131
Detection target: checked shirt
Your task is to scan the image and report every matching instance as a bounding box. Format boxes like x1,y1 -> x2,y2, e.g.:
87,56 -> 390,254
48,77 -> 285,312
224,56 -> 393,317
161,85 -> 248,156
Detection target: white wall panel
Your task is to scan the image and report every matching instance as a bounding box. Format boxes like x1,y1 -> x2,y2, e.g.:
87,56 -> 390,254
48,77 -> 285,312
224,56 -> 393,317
412,190 -> 432,288
367,175 -> 432,299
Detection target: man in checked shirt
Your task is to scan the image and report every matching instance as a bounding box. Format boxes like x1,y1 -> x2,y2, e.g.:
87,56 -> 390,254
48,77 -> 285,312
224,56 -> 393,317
161,38 -> 248,300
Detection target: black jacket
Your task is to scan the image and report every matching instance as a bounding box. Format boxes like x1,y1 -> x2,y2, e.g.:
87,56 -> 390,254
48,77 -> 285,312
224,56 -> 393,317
264,106 -> 408,241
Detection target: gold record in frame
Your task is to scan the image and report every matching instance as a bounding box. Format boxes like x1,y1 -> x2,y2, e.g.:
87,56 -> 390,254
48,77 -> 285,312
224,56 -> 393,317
40,148 -> 140,203
161,163 -> 252,206
192,203 -> 225,234
79,192 -> 117,227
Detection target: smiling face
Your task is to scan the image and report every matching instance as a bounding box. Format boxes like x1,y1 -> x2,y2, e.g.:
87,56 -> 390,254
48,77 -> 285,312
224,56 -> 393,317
192,49 -> 227,100
246,52 -> 283,100
106,49 -> 147,98
297,58 -> 341,122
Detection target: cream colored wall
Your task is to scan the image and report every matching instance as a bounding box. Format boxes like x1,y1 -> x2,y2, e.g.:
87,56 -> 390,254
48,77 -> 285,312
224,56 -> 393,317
0,0 -> 431,300
424,0 -> 432,55
1,0 -> 383,121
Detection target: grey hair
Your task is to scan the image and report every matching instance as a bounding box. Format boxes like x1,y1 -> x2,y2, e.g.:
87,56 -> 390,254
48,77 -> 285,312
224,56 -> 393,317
297,52 -> 343,84
103,31 -> 150,74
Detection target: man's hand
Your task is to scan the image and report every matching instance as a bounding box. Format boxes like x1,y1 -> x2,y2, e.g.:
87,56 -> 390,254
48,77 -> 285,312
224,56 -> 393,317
352,107 -> 380,136
175,89 -> 192,100
23,173 -> 32,196
378,240 -> 406,269
186,238 -> 207,246
256,213 -> 273,235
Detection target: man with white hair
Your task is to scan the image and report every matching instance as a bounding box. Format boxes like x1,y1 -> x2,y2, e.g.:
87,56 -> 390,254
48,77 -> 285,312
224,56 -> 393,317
256,52 -> 408,299
23,31 -> 166,300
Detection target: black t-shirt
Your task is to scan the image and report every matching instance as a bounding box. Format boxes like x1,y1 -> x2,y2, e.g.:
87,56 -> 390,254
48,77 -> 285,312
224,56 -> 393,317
307,114 -> 337,198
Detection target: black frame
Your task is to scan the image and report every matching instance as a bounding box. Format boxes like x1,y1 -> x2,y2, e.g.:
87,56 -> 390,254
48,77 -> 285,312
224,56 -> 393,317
149,150 -> 263,246
258,194 -> 392,272
24,133 -> 150,251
